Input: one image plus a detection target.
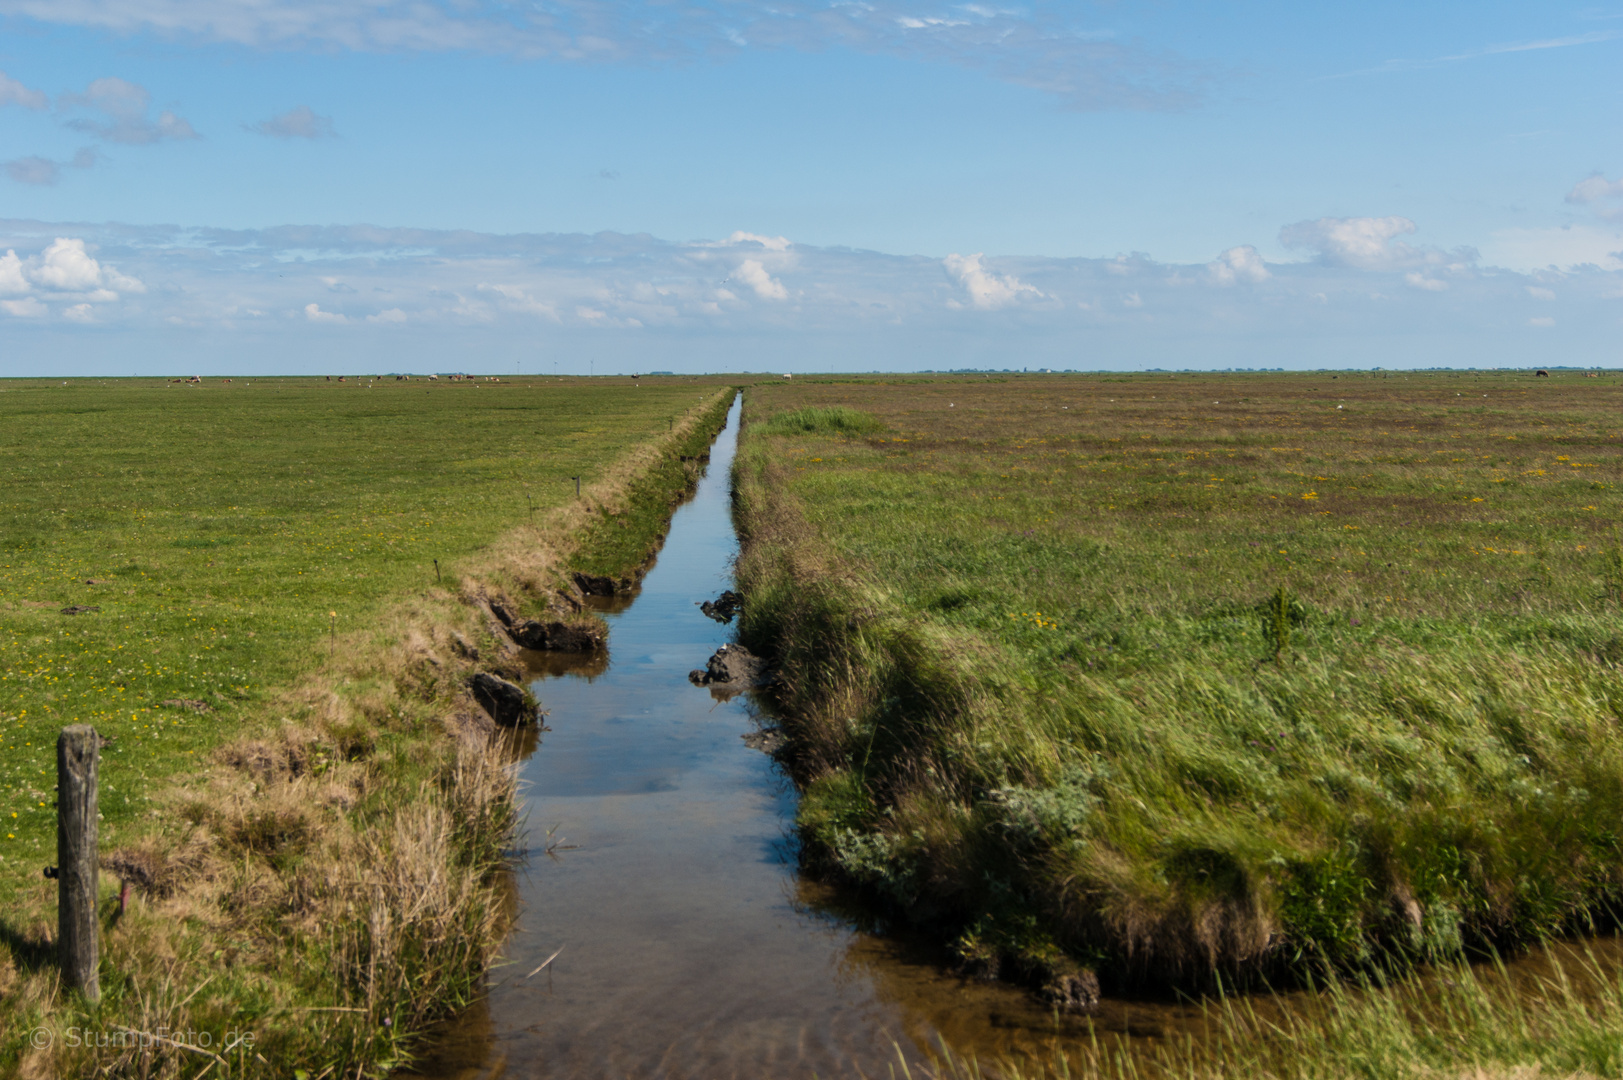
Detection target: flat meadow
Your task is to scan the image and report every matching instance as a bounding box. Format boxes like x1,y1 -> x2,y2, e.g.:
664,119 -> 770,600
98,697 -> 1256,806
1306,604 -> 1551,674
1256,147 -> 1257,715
0,373 -> 732,1076
733,370 -> 1623,1012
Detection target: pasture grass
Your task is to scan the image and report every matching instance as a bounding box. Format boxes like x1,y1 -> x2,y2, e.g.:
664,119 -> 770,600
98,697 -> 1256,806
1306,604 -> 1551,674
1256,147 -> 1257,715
0,373 -> 733,1076
733,371 -> 1623,1004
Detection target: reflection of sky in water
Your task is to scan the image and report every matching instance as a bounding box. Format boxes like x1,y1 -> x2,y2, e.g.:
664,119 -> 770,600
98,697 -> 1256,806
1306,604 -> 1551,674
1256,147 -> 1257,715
409,395 -> 1615,1079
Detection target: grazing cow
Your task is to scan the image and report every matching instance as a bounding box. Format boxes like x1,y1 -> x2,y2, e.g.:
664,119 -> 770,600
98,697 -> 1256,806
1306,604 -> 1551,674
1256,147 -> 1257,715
1535,370 -> 1549,377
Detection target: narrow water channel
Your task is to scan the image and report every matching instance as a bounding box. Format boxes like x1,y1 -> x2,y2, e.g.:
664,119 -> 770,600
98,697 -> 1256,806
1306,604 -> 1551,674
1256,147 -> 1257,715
406,395 -> 1623,1079
407,394 -> 1144,1079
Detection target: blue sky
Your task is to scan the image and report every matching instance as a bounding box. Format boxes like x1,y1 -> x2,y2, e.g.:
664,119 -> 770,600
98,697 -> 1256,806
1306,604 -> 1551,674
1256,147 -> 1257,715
1,1 -> 1620,374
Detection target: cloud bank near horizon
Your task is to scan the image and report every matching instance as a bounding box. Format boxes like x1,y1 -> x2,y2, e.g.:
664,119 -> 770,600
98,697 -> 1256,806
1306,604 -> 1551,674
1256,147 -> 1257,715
0,215 -> 1619,375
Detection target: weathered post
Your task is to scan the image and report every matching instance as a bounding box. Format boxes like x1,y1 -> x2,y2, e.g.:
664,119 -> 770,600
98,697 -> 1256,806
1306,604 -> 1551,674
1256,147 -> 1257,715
57,725 -> 100,1002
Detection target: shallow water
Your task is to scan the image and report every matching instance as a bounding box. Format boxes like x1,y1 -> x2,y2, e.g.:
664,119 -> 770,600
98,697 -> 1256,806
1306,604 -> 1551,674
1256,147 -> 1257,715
405,394 -> 1623,1080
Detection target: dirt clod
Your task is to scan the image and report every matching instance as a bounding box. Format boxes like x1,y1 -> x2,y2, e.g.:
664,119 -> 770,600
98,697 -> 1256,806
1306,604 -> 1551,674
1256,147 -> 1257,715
572,571 -> 619,596
1042,969 -> 1101,1014
509,619 -> 604,652
688,643 -> 770,688
699,590 -> 743,623
487,596 -> 518,628
468,672 -> 536,727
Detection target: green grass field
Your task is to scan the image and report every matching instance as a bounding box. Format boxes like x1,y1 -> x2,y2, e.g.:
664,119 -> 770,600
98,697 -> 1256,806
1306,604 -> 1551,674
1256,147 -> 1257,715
0,375 -> 722,891
0,374 -> 732,1076
733,371 -> 1623,1008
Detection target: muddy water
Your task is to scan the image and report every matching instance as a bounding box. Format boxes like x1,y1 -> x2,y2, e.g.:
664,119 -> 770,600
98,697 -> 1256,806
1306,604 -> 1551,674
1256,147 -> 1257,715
407,395 -> 1623,1079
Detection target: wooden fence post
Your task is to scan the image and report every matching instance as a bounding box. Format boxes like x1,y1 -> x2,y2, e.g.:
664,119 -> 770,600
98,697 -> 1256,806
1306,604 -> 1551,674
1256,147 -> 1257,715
57,725 -> 100,1003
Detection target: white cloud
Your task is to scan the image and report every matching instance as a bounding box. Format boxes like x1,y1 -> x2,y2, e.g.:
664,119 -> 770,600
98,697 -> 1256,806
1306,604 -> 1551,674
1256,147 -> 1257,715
1207,244 -> 1269,285
0,250 -> 27,294
943,252 -> 1041,308
726,231 -> 791,251
477,283 -> 558,318
1104,253 -> 1155,276
0,70 -> 47,110
1281,216 -> 1429,270
5,217 -> 1622,374
0,1 -> 1206,112
63,303 -> 95,323
248,105 -> 336,139
1405,272 -> 1448,292
1526,286 -> 1556,300
1331,29 -> 1621,78
735,258 -> 788,300
103,267 -> 144,294
2,236 -> 143,303
1567,174 -> 1623,219
60,77 -> 199,144
303,302 -> 348,323
1568,175 -> 1623,203
1529,316 -> 1556,327
30,238 -> 105,291
1280,216 -> 1480,279
1480,225 -> 1623,272
0,297 -> 46,317
0,237 -> 143,305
